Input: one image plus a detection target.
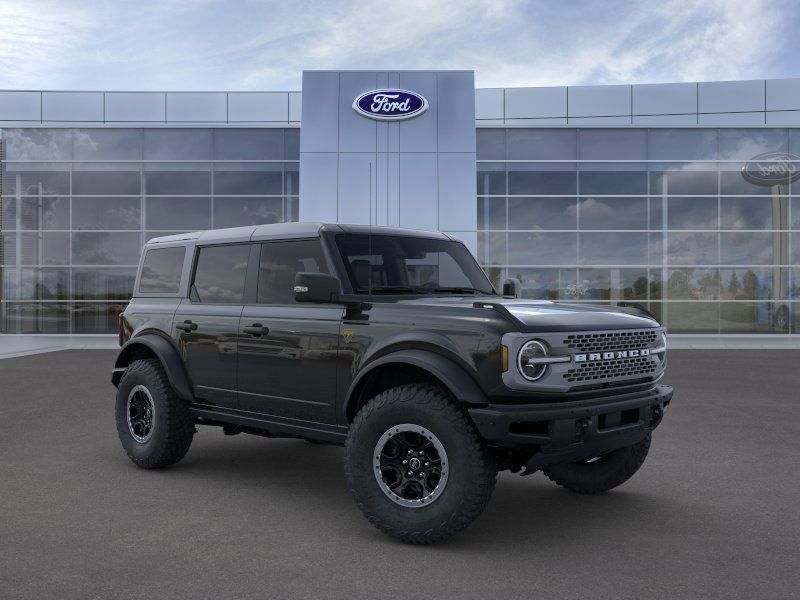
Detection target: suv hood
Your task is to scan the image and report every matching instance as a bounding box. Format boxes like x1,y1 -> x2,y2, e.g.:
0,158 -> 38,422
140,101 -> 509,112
399,296 -> 659,332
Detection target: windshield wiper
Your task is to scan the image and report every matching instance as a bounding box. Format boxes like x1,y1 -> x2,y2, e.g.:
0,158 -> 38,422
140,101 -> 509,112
355,286 -> 426,294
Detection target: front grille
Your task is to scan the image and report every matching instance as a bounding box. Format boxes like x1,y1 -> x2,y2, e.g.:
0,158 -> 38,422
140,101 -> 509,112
563,355 -> 657,383
563,329 -> 659,354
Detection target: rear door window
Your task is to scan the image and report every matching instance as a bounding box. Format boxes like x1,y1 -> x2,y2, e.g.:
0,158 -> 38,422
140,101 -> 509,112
192,244 -> 250,303
138,246 -> 186,294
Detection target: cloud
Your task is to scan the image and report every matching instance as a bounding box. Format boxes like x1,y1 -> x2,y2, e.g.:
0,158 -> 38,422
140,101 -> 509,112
0,0 -> 795,90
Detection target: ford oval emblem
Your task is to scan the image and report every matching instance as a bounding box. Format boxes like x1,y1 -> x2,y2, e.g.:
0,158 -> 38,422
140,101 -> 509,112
352,89 -> 428,121
742,152 -> 800,186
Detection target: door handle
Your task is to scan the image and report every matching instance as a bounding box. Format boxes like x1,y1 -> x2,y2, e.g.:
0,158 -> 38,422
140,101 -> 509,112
243,323 -> 269,336
176,320 -> 198,332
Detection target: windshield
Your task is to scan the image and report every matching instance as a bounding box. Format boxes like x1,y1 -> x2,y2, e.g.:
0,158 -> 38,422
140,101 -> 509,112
335,233 -> 496,295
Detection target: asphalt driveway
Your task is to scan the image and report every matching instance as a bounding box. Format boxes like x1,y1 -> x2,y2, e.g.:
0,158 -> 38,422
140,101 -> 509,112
1,349 -> 798,599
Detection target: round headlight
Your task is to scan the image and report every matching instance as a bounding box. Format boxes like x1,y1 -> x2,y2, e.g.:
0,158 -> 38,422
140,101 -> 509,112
517,340 -> 549,381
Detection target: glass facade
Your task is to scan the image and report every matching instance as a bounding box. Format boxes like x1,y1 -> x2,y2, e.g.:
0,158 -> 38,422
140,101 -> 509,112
2,124 -> 799,336
0,128 -> 299,333
477,128 -> 800,334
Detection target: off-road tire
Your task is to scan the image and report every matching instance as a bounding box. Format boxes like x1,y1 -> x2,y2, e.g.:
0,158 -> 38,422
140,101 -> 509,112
115,358 -> 194,469
542,434 -> 651,494
345,383 -> 497,544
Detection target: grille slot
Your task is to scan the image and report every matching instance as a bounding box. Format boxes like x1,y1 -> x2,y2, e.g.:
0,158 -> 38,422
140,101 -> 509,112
564,356 -> 656,383
563,330 -> 659,354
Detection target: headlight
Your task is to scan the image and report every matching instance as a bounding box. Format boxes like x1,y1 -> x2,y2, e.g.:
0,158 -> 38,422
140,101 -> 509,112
517,340 -> 549,381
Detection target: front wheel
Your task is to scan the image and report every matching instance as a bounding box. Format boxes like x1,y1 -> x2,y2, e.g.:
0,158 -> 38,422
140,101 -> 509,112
345,384 -> 497,544
542,434 -> 651,494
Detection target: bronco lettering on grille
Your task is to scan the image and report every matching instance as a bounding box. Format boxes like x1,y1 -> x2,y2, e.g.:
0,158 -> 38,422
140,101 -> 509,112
574,348 -> 651,362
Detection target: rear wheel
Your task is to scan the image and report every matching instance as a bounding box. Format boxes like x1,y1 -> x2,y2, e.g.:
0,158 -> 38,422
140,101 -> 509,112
542,434 -> 651,494
345,384 -> 496,544
115,358 -> 195,469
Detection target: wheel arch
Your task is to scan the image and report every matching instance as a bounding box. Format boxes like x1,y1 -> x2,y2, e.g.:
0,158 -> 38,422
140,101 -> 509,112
343,349 -> 488,423
112,333 -> 194,402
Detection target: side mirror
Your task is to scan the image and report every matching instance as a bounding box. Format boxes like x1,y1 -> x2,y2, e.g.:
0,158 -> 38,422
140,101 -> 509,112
294,272 -> 342,303
502,277 -> 521,298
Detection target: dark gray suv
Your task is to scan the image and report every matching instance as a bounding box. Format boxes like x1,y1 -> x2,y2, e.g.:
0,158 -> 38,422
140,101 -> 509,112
113,222 -> 672,544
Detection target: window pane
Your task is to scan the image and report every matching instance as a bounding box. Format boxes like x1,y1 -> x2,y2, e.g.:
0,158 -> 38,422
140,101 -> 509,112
20,232 -> 70,265
144,171 -> 210,195
213,197 -> 283,228
145,197 -> 211,230
478,232 -> 506,265
143,129 -> 213,160
285,129 -> 300,159
3,129 -> 72,160
72,232 -> 142,265
666,268 -> 720,300
213,168 -> 282,195
579,170 -> 647,195
72,302 -> 127,333
718,129 -> 788,160
73,268 -> 137,300
257,240 -> 329,304
648,129 -> 717,161
508,167 -> 576,195
507,197 -> 576,230
578,233 -> 648,265
667,197 -> 718,230
6,169 -> 70,196
138,247 -> 185,294
20,197 -> 70,230
720,232 -> 775,265
284,163 -> 299,195
72,170 -> 140,195
578,197 -> 647,230
719,267 -> 782,301
214,129 -> 284,160
477,197 -> 506,230
577,268 -> 649,301
72,197 -> 141,230
476,164 -> 505,195
720,197 -> 782,230
507,129 -> 576,160
1,302 -> 71,333
508,268 -> 577,300
2,267 -> 69,300
578,129 -> 646,160
719,302 -> 776,333
477,129 -> 505,160
192,244 -> 250,303
663,302 -> 719,333
73,129 -> 142,160
720,167 -> 774,196
667,232 -> 719,265
508,232 -> 577,265
650,167 -> 717,195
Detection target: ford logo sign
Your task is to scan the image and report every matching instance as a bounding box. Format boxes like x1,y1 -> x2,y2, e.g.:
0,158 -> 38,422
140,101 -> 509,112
742,152 -> 800,186
352,89 -> 428,121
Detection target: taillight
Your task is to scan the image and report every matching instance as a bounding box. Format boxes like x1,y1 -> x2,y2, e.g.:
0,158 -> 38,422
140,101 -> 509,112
118,314 -> 124,346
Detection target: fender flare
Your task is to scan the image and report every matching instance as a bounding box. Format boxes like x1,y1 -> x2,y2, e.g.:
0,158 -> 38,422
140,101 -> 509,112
112,334 -> 194,402
343,349 -> 488,421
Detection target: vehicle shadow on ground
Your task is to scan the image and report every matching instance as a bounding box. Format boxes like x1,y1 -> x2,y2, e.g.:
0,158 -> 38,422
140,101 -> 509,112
134,432 -> 705,551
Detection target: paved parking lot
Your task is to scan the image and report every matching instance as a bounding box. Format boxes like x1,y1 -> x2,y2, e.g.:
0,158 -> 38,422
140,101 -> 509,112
1,349 -> 799,599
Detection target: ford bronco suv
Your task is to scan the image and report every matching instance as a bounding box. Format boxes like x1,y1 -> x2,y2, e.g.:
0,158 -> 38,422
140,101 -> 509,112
113,222 -> 672,544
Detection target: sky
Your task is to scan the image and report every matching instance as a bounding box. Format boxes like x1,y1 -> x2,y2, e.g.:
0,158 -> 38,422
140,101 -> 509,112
0,0 -> 797,91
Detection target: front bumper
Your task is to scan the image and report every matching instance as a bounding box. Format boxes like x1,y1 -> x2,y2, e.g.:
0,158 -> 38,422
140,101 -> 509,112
469,384 -> 673,473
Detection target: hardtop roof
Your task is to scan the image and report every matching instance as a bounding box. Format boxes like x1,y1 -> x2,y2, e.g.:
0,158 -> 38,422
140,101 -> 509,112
145,222 -> 452,246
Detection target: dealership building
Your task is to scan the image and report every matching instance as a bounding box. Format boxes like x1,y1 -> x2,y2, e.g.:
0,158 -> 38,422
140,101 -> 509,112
1,70 -> 799,343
